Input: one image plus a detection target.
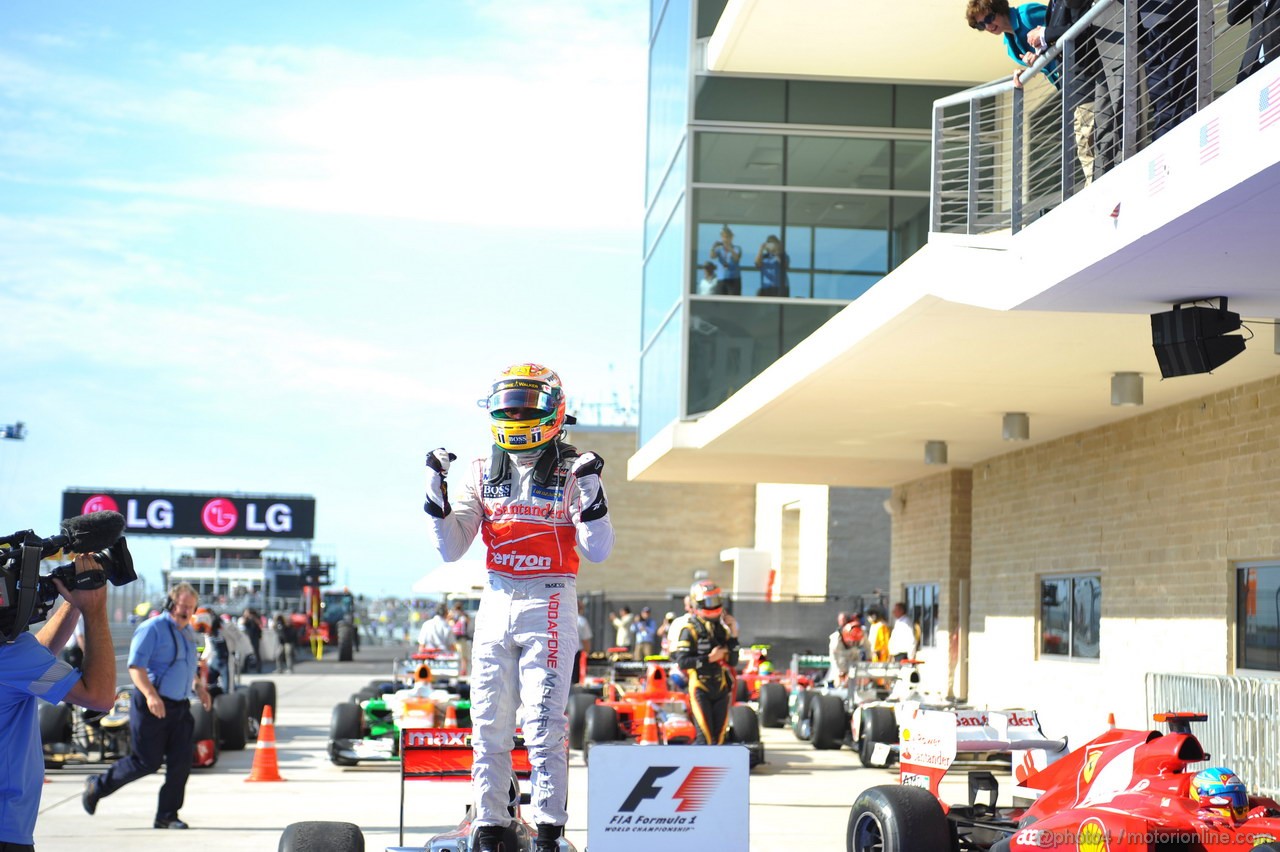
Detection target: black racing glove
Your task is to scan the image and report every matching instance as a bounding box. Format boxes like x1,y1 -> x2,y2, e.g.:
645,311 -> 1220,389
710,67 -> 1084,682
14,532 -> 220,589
571,452 -> 608,522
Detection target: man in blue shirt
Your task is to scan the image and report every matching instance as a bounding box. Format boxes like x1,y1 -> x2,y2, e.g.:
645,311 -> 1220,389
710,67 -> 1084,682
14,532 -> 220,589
0,553 -> 117,852
82,582 -> 211,830
709,226 -> 742,296
631,607 -> 659,658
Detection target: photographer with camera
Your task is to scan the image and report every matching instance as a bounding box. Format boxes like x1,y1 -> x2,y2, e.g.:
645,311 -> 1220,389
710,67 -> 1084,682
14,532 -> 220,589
673,580 -> 740,746
82,582 -> 212,830
0,543 -> 119,850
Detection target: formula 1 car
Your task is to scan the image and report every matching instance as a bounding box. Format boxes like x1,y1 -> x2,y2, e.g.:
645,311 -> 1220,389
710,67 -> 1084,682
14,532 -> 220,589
329,665 -> 472,766
284,726 -> 576,851
846,710 -> 1280,852
574,661 -> 765,768
740,649 -> 828,728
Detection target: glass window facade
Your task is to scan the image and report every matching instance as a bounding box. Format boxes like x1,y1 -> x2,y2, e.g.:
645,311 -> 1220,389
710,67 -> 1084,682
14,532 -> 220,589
905,583 -> 939,649
1237,562 -> 1280,672
1040,574 -> 1101,659
641,9 -> 961,444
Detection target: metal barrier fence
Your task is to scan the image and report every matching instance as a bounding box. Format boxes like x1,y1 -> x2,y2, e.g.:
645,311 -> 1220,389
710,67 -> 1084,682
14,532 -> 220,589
1145,672 -> 1280,797
934,0 -> 1262,234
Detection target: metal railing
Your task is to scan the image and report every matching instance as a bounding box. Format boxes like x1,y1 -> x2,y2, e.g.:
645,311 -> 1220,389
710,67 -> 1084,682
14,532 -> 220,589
1146,672 -> 1280,797
933,0 -> 1261,234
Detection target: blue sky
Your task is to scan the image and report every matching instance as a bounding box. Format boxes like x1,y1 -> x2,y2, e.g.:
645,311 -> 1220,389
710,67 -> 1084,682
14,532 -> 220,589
0,1 -> 648,596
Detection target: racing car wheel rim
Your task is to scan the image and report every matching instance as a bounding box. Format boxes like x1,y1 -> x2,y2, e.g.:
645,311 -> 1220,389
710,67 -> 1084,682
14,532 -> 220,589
850,812 -> 885,852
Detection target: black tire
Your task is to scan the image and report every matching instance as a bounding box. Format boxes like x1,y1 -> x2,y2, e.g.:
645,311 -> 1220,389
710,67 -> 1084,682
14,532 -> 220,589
811,694 -> 847,750
330,702 -> 363,740
249,681 -> 277,723
279,820 -> 366,852
847,785 -> 951,852
758,682 -> 788,728
728,704 -> 761,744
734,678 -> 749,703
365,680 -> 395,695
568,693 -> 597,751
215,691 -> 249,751
338,629 -> 354,662
192,701 -> 216,741
585,704 -> 619,745
38,702 -> 72,745
792,689 -> 816,741
858,706 -> 898,768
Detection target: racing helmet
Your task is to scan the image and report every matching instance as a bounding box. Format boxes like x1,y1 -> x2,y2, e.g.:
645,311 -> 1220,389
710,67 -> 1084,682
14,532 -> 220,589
842,622 -> 865,645
690,580 -> 723,618
486,363 -> 567,453
1190,766 -> 1248,820
192,608 -> 213,634
758,661 -> 773,676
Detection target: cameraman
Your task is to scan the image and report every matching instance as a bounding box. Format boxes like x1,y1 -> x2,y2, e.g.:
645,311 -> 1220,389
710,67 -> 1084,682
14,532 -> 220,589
0,553 -> 117,852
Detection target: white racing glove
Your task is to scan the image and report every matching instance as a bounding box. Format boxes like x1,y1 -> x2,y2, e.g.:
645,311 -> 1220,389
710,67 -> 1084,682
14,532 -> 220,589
424,448 -> 457,519
570,452 -> 608,522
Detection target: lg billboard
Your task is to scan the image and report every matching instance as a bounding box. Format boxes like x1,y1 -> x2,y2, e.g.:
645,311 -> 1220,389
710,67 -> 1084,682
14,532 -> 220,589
62,489 -> 316,539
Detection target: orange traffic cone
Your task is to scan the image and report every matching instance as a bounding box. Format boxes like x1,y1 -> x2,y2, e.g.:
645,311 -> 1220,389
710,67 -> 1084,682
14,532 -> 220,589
443,703 -> 458,728
638,702 -> 660,745
1107,712 -> 1116,730
246,705 -> 285,782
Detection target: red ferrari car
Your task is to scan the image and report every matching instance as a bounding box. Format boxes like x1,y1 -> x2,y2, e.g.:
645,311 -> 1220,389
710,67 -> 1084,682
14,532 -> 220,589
847,711 -> 1280,851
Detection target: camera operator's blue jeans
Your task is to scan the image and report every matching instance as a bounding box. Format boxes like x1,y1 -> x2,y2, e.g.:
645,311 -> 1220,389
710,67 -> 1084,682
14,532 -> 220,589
94,693 -> 194,821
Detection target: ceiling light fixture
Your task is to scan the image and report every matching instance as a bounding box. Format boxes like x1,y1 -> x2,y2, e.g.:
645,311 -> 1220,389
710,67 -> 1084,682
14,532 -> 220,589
1110,372 -> 1144,406
1002,412 -> 1030,441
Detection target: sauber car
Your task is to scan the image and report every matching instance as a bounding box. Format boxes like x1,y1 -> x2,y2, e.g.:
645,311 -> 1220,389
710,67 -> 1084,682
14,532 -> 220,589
846,710 -> 1280,852
329,665 -> 472,766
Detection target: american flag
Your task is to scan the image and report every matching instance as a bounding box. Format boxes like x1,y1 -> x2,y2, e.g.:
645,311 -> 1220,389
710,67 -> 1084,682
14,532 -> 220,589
1260,77 -> 1280,130
1148,156 -> 1167,195
1199,119 -> 1220,164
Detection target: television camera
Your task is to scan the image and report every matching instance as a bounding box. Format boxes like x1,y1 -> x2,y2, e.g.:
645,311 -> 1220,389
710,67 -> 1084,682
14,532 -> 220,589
0,511 -> 135,642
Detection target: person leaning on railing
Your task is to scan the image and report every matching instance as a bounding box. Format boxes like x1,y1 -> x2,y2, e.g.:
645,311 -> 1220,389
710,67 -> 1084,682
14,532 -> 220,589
966,0 -> 1062,88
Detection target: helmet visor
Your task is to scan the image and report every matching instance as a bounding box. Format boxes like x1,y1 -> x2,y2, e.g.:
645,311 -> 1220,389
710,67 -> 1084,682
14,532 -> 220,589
488,387 -> 559,420
697,592 -> 723,611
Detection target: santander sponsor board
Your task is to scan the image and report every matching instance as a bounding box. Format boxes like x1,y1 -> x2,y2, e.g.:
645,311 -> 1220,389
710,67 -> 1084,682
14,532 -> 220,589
61,489 -> 316,539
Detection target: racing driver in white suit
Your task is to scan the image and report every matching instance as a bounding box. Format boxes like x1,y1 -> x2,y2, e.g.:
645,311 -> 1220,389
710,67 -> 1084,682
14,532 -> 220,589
425,363 -> 613,852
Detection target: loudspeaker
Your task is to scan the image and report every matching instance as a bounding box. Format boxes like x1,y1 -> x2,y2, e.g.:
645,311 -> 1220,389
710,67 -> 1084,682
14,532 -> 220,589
1151,301 -> 1246,378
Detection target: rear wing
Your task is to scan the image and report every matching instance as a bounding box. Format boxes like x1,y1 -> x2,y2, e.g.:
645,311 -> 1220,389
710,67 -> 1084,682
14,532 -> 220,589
398,728 -> 529,846
897,708 -> 1068,802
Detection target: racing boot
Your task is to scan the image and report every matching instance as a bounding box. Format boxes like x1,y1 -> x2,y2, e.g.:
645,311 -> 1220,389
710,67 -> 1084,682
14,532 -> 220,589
474,825 -> 507,852
533,823 -> 563,852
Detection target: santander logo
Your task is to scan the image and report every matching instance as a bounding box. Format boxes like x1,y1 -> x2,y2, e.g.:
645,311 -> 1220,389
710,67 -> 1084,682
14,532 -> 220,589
202,498 -> 239,534
82,494 -> 119,514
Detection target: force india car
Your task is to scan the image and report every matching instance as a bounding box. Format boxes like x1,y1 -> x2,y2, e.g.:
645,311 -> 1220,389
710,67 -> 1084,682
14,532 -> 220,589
571,660 -> 765,768
329,670 -> 472,766
847,710 -> 1280,852
286,726 -> 576,852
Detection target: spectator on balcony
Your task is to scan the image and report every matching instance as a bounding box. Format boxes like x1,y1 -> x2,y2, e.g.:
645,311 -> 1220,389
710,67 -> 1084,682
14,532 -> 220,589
1140,0 -> 1199,140
1028,0 -> 1124,184
697,261 -> 719,295
966,0 -> 1061,88
755,235 -> 790,297
1228,0 -> 1280,83
709,226 -> 742,296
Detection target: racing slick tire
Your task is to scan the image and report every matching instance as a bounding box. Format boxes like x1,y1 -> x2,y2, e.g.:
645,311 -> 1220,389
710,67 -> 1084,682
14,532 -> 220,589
728,704 -> 761,744
248,680 -> 277,725
758,682 -> 788,728
329,702 -> 363,767
279,820 -> 366,852
858,705 -> 898,768
585,704 -> 619,744
792,689 -> 816,741
38,701 -> 72,746
734,678 -> 750,703
568,692 -> 597,751
214,690 -> 249,751
191,700 -> 219,768
811,693 -> 847,750
847,785 -> 950,852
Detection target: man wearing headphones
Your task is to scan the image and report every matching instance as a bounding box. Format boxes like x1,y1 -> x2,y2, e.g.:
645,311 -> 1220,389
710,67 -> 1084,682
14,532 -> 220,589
82,583 -> 211,830
0,553 -> 117,852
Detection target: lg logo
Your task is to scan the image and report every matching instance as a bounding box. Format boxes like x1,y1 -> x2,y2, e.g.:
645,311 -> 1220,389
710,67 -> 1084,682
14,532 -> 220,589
83,495 -> 174,530
202,499 -> 294,535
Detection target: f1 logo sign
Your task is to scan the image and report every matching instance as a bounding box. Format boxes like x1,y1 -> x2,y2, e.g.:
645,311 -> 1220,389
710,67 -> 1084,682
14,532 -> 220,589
618,766 -> 729,813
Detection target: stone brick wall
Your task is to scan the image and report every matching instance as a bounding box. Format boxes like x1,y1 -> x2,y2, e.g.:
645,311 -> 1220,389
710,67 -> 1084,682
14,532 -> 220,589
572,426 -> 756,595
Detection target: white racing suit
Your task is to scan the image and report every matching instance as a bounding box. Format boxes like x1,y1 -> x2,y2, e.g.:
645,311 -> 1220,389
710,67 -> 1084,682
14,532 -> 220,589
425,440 -> 613,828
